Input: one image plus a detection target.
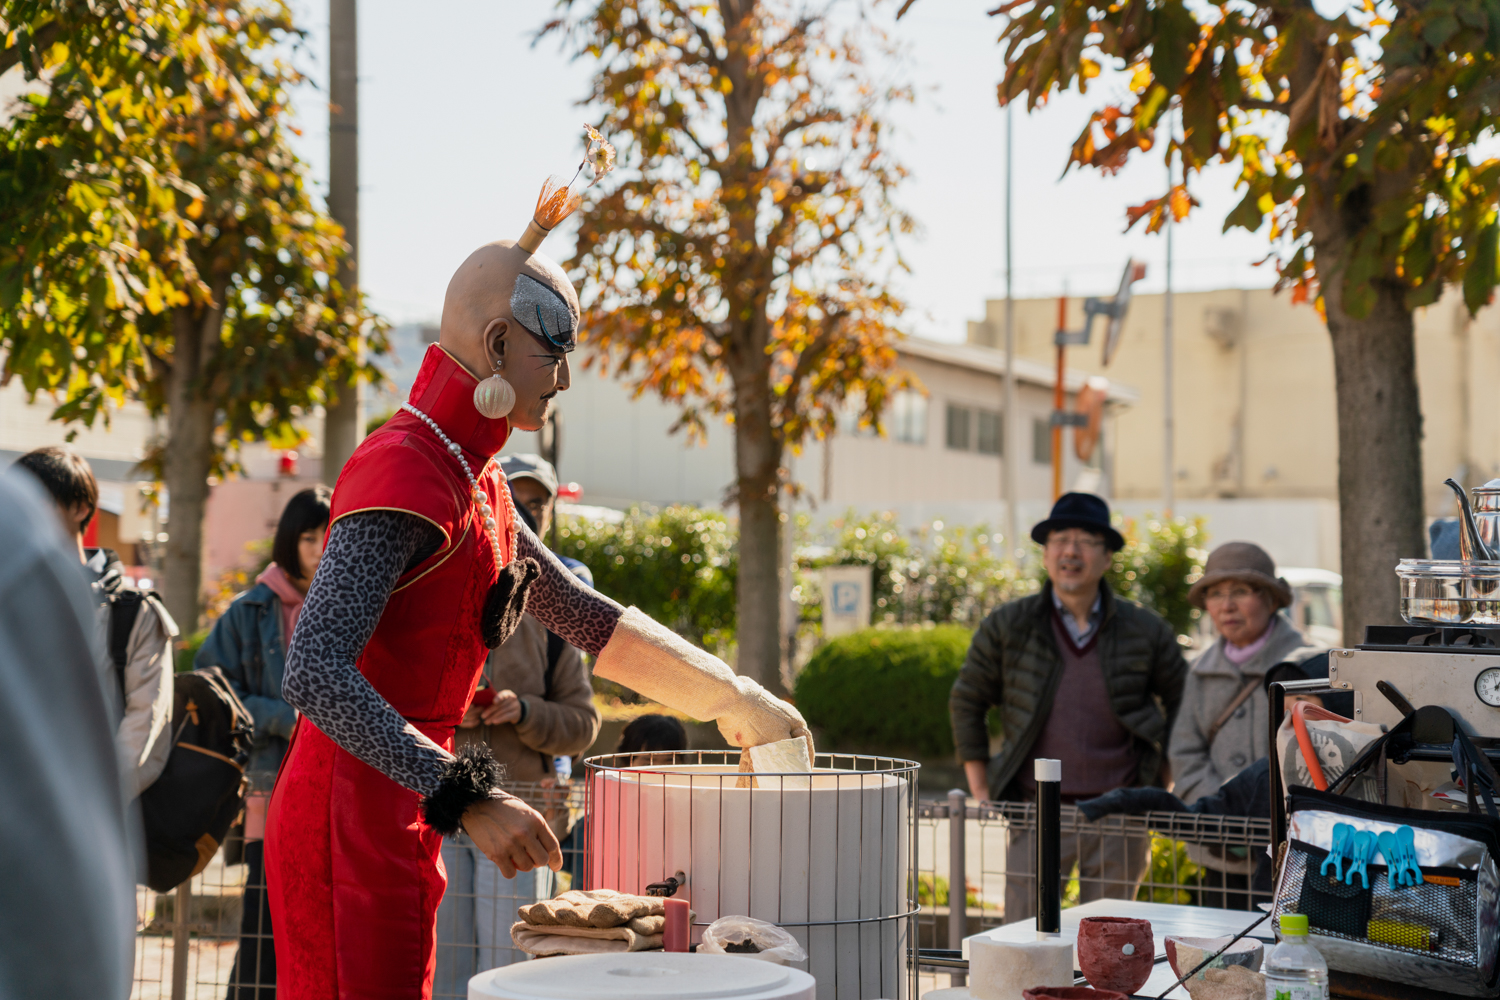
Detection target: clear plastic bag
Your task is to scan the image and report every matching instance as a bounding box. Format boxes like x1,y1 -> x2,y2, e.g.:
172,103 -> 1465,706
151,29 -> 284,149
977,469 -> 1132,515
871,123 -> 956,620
698,916 -> 808,964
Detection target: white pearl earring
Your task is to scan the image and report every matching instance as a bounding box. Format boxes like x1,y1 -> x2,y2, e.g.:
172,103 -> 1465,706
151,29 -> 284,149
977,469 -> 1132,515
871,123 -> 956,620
473,359 -> 515,419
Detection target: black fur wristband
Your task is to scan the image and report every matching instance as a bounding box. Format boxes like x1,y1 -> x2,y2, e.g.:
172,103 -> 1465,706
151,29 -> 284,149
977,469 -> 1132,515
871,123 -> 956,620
422,744 -> 504,837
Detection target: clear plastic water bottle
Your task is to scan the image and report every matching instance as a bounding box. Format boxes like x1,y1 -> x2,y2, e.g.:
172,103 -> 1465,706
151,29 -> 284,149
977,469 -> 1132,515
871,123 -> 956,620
1264,913 -> 1329,1000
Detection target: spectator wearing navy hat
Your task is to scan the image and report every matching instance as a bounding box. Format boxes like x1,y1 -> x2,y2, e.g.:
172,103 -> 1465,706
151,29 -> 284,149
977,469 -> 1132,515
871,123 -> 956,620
949,492 -> 1189,919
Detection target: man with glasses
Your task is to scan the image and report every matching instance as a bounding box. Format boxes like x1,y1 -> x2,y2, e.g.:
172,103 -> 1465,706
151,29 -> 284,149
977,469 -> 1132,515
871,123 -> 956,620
950,492 -> 1188,919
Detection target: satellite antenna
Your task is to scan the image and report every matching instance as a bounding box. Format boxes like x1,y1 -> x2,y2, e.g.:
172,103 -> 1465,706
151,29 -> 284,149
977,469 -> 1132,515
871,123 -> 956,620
1102,259 -> 1147,367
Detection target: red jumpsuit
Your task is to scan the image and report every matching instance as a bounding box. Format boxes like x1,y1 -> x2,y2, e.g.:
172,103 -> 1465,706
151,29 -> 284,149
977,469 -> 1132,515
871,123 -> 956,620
265,345 -> 513,999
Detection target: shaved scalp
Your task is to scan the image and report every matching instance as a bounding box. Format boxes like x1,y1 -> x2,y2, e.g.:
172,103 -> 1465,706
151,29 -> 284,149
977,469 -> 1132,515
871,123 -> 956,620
439,241 -> 580,378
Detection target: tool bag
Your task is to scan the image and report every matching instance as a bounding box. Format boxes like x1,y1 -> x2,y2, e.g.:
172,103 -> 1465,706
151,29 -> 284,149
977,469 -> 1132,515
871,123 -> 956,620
138,667 -> 254,892
1272,705 -> 1500,997
1275,700 -> 1384,799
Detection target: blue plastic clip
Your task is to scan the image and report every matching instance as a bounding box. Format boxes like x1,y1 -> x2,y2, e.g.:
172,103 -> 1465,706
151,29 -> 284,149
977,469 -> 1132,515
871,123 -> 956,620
1395,825 -> 1425,887
1346,830 -> 1376,889
1322,822 -> 1354,880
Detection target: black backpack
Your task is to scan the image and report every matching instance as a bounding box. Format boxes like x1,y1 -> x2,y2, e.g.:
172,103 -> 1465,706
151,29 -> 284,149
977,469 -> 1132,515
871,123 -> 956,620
137,666 -> 254,892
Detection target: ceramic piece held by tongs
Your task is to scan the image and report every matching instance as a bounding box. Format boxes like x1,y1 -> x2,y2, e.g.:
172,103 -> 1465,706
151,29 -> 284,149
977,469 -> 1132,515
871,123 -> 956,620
1345,830 -> 1376,889
1322,823 -> 1354,880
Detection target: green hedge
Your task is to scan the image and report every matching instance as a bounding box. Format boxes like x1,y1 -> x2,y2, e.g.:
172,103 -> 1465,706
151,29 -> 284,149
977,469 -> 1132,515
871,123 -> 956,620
794,624 -> 972,758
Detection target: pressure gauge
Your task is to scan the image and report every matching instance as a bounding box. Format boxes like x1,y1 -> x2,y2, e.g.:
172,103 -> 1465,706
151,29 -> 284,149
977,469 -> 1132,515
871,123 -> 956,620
1477,667 -> 1500,707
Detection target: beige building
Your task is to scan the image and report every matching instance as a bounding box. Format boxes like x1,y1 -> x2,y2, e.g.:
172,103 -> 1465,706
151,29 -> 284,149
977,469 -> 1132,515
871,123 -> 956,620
967,286 -> 1500,520
524,337 -> 1137,548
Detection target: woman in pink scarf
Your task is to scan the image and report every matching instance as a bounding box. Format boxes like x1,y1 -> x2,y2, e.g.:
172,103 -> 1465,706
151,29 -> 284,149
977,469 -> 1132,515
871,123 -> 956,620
195,485 -> 331,999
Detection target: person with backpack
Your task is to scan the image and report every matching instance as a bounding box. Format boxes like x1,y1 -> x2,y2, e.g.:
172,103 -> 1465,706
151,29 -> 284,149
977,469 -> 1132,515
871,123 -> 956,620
14,447 -> 178,801
434,456 -> 600,992
195,485 -> 331,1000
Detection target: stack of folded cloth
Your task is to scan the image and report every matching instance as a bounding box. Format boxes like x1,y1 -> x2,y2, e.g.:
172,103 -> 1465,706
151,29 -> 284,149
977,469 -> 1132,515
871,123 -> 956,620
511,889 -> 692,957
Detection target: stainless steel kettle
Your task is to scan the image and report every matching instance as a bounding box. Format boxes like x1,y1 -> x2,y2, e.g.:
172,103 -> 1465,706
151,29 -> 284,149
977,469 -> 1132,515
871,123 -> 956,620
1445,478 -> 1500,561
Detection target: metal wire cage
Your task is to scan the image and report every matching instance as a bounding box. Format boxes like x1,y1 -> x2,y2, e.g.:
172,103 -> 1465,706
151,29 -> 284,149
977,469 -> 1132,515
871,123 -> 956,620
581,750 -> 920,1000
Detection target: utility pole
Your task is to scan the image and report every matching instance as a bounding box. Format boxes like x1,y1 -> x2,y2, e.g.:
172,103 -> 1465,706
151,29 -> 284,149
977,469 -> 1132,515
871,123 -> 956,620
1051,295 -> 1067,501
1162,107 -> 1176,517
1003,102 -> 1020,559
323,0 -> 363,483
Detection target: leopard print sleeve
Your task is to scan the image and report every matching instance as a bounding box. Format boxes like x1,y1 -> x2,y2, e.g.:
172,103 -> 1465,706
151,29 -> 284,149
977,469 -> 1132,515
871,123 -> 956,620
514,520 -> 623,655
282,510 -> 453,796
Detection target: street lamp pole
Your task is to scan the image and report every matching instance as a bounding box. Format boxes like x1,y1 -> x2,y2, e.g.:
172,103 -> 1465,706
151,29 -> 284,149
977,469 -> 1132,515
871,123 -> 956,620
1162,107 -> 1176,517
1003,101 -> 1020,558
324,0 -> 363,481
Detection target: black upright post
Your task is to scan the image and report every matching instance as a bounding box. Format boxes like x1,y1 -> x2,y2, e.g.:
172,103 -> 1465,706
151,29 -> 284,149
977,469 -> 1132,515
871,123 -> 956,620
1035,758 -> 1062,935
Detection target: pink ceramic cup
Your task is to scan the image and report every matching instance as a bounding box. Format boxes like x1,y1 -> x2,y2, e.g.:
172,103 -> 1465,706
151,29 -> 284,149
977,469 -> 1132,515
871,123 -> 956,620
1077,916 -> 1155,995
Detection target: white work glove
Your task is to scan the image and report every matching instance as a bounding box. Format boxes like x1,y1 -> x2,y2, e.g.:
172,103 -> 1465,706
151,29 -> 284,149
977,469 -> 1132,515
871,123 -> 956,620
593,608 -> 814,758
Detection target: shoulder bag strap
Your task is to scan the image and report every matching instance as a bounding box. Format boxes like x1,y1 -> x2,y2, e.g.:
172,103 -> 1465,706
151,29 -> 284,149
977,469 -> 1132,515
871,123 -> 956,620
109,590 -> 146,678
1206,679 -> 1261,746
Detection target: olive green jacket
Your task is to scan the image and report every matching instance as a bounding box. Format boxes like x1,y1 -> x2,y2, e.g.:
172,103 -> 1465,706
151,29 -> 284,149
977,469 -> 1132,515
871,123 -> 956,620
949,581 -> 1190,801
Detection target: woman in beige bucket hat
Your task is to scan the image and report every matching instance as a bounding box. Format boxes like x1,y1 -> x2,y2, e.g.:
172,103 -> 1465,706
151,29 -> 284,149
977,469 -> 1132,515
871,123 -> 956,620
1168,542 -> 1323,897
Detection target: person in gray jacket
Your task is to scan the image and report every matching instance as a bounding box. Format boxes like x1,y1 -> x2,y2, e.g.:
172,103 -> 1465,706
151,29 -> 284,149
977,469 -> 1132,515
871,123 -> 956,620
0,465 -> 135,998
950,493 -> 1189,920
1168,541 -> 1322,905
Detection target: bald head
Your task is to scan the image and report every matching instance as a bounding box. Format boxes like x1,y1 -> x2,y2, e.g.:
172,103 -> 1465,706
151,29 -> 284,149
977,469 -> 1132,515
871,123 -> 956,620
439,240 -> 581,380
438,240 -> 580,432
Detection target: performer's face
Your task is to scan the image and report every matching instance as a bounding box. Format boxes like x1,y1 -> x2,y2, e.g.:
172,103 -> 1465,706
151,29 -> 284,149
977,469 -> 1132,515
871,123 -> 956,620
493,322 -> 572,432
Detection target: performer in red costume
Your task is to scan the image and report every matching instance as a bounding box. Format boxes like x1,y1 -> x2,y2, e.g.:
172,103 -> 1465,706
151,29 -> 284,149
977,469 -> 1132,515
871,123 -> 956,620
265,133 -> 812,1000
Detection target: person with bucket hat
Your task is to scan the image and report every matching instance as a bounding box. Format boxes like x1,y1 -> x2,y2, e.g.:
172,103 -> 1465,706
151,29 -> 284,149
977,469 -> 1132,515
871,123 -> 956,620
950,493 -> 1189,920
1170,542 -> 1325,806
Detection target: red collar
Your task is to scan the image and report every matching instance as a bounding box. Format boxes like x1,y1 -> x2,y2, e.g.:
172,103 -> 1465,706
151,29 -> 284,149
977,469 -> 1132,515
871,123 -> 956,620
407,344 -> 511,460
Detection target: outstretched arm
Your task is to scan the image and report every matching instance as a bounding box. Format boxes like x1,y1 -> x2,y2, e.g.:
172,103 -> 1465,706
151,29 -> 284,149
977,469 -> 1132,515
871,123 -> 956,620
516,520 -> 812,754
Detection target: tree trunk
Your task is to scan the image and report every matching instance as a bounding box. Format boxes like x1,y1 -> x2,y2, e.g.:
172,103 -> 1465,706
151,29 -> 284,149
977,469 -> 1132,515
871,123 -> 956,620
1321,273 -> 1427,646
732,335 -> 788,698
161,301 -> 222,633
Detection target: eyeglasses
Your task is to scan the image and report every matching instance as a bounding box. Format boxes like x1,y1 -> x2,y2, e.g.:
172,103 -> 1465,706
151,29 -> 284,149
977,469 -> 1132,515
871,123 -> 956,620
1045,532 -> 1106,552
1204,585 -> 1258,605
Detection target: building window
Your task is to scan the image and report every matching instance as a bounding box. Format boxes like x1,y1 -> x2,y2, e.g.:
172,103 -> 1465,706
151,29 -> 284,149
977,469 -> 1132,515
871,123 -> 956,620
838,392 -> 877,437
945,404 -> 972,451
890,391 -> 928,445
1032,418 -> 1052,465
977,411 -> 1002,456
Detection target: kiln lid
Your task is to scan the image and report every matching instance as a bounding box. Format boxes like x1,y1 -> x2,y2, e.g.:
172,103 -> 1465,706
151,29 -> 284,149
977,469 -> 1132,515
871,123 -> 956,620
468,952 -> 816,1000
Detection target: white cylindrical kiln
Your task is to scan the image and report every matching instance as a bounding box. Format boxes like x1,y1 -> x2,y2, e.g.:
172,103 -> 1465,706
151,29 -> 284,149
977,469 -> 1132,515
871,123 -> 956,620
583,751 -> 918,1000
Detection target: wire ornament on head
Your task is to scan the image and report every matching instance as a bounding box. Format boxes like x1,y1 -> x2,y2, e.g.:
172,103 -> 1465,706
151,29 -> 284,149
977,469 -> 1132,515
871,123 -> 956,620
472,125 -> 612,421
518,124 -> 617,254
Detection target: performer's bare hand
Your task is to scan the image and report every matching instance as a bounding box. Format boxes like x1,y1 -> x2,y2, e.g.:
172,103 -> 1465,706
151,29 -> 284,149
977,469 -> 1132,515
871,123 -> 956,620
461,794 -> 561,878
479,689 -> 523,726
458,705 -> 484,729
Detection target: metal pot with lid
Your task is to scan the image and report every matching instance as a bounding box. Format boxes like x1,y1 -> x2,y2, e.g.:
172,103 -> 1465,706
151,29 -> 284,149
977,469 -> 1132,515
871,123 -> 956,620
1443,478 -> 1500,561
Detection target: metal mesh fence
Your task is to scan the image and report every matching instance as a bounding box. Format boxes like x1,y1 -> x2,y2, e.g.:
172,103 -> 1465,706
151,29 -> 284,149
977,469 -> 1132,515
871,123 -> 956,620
130,785 -> 1270,999
914,793 -> 1273,961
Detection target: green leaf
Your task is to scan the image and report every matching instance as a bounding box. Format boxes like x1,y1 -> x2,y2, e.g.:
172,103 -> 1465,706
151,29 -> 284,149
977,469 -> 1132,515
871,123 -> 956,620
1150,0 -> 1198,91
1224,188 -> 1265,233
1463,222 -> 1498,313
1424,12 -> 1462,47
1138,83 -> 1171,126
1218,34 -> 1242,107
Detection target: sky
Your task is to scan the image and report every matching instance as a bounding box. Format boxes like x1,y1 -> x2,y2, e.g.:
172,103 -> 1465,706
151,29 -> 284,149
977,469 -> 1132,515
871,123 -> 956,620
284,0 -> 1283,345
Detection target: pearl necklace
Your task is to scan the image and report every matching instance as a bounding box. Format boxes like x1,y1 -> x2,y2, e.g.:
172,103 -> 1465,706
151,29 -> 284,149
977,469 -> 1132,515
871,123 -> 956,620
400,402 -> 518,567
